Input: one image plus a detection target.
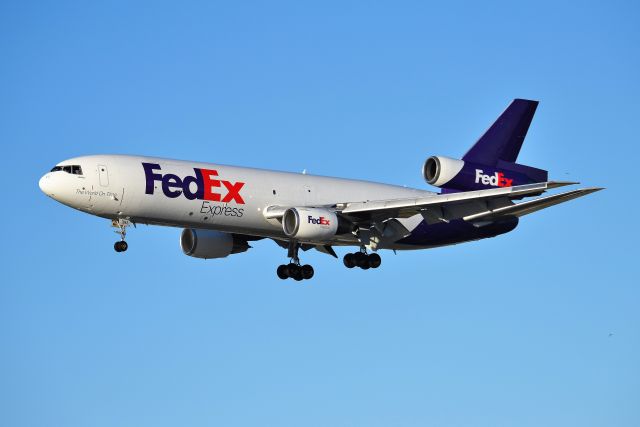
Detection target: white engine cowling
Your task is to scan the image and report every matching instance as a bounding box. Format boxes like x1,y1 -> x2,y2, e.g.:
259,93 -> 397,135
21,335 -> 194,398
422,155 -> 465,187
282,207 -> 340,241
180,229 -> 249,259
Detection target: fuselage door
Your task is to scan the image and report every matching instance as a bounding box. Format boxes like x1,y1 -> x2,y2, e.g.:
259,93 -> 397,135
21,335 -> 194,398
98,164 -> 109,187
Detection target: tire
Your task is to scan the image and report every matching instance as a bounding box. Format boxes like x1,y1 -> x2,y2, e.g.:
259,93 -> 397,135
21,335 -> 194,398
343,253 -> 356,268
301,264 -> 314,280
120,241 -> 128,252
277,264 -> 289,280
368,253 -> 382,268
286,263 -> 298,277
292,269 -> 304,281
287,263 -> 304,281
355,252 -> 369,268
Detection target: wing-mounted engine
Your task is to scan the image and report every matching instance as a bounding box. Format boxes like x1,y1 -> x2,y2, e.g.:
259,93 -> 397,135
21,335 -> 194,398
422,155 -> 548,192
180,228 -> 250,259
282,207 -> 354,242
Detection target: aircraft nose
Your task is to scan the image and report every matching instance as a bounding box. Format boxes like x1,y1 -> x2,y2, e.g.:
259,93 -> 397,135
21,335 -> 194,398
39,173 -> 54,196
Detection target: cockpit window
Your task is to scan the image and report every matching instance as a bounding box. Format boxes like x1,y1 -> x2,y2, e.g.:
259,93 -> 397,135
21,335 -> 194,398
51,165 -> 83,175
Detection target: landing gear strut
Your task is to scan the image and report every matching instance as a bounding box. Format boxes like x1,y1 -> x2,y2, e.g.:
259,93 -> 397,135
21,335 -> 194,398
277,241 -> 314,281
112,218 -> 131,253
343,248 -> 381,270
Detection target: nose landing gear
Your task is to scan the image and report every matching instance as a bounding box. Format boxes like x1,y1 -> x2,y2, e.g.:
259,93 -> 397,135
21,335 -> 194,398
277,241 -> 314,281
343,249 -> 381,270
112,218 -> 132,253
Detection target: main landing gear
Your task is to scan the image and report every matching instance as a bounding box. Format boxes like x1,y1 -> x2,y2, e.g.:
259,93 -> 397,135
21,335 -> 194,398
113,219 -> 131,253
277,241 -> 314,281
343,249 -> 382,270
277,263 -> 314,281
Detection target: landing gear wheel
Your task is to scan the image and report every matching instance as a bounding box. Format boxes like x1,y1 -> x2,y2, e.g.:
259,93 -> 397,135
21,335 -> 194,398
354,252 -> 369,269
112,219 -> 131,253
344,251 -> 382,270
276,263 -> 313,281
301,264 -> 314,280
368,253 -> 381,269
292,268 -> 304,281
278,241 -> 314,281
277,264 -> 289,280
285,263 -> 298,277
343,253 -> 356,268
284,263 -> 302,281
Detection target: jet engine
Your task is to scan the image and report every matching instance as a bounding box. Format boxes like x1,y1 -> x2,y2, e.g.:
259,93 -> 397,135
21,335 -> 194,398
180,228 -> 250,259
423,155 -> 548,192
282,207 -> 353,241
422,156 -> 465,188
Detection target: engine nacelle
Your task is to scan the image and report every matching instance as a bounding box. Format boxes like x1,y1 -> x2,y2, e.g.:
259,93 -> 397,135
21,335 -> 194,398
422,156 -> 465,187
180,229 -> 249,259
423,155 -> 548,192
282,207 -> 351,241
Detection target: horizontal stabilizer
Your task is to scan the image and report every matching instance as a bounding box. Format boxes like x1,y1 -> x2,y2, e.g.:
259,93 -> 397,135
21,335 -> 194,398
463,187 -> 604,222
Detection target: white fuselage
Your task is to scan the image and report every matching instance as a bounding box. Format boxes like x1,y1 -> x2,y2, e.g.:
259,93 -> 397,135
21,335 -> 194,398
39,155 -> 434,247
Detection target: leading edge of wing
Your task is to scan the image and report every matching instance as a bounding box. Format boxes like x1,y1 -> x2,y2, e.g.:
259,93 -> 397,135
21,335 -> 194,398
338,181 -> 576,217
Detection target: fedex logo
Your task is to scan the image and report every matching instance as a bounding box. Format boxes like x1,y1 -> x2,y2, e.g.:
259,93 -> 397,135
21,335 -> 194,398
475,169 -> 513,187
143,162 -> 245,204
308,216 -> 331,226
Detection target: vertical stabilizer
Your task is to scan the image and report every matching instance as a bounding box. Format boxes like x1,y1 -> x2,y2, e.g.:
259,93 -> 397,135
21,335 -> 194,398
462,99 -> 538,166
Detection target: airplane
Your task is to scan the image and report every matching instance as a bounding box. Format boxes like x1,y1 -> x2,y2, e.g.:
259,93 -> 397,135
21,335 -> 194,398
39,99 -> 602,281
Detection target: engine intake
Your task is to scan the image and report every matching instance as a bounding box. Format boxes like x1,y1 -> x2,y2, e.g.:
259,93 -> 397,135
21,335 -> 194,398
180,229 -> 249,259
422,156 -> 465,187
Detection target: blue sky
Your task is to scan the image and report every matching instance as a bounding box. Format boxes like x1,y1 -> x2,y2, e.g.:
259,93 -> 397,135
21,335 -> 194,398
1,1 -> 638,426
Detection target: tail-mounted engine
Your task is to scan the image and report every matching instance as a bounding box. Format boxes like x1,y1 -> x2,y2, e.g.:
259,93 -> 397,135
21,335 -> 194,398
422,99 -> 550,192
422,155 -> 548,192
180,228 -> 250,259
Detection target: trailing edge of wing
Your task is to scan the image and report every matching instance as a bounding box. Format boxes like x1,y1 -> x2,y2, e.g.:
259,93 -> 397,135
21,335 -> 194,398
338,181 -> 574,218
262,182 -> 578,221
463,187 -> 604,222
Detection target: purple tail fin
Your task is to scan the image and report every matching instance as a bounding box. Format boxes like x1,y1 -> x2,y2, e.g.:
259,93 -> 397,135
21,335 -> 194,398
430,99 -> 548,193
462,99 -> 539,166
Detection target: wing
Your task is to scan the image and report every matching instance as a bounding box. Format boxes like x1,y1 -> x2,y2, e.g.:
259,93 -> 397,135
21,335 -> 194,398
462,187 -> 603,222
336,181 -> 592,225
263,181 -> 602,248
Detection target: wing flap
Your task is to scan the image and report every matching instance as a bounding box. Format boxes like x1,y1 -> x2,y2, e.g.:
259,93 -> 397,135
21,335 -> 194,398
463,188 -> 604,222
339,181 -> 573,218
